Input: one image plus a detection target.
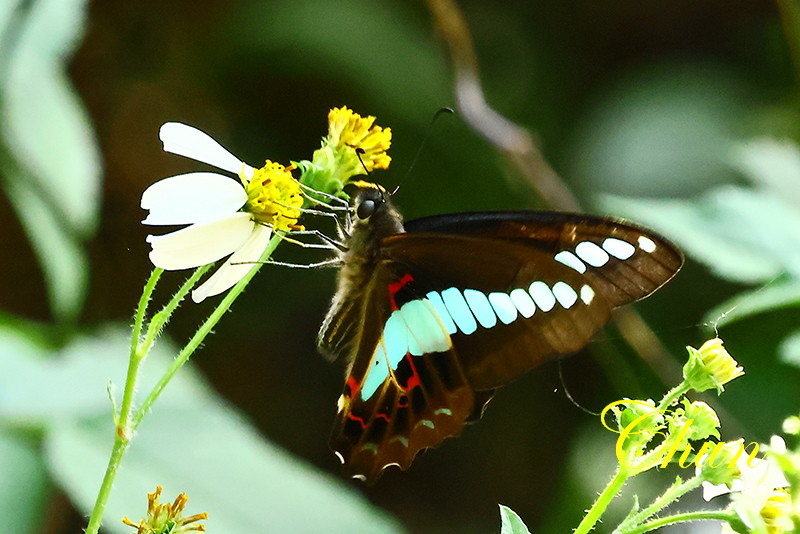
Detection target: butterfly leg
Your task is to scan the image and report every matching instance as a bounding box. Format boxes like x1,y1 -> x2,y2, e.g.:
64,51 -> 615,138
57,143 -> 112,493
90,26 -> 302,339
253,258 -> 344,269
280,230 -> 348,252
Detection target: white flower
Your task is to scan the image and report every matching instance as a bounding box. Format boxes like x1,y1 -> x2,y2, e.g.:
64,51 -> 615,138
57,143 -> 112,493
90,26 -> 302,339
702,436 -> 790,502
142,123 -> 301,303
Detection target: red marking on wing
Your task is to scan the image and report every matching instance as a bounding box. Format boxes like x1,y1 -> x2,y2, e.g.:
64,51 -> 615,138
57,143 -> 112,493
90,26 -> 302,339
346,375 -> 361,398
401,353 -> 422,391
387,273 -> 415,310
347,412 -> 367,428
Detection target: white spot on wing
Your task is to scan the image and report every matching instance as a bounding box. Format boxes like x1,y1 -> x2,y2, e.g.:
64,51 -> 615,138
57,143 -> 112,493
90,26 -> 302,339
602,237 -> 636,260
575,241 -> 610,267
528,281 -> 556,311
638,235 -> 657,253
552,281 -> 578,309
334,451 -> 345,464
554,250 -> 587,273
580,284 -> 595,304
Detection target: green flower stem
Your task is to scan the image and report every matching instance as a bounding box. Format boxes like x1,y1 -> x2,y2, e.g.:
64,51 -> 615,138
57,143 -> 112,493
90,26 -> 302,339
131,232 -> 283,431
129,268 -> 162,359
615,475 -> 705,533
657,382 -> 690,412
139,265 -> 212,355
574,466 -> 631,534
621,510 -> 737,534
85,265 -> 207,534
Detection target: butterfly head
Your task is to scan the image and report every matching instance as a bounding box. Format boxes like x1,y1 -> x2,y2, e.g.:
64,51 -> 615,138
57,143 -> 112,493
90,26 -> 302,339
344,181 -> 404,240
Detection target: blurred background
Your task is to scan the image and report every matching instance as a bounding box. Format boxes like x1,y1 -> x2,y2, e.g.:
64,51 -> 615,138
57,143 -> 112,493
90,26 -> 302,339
2,0 -> 799,533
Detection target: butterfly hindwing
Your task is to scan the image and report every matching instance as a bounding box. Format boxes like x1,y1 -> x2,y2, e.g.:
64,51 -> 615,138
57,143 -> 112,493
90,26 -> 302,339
330,260 -> 481,482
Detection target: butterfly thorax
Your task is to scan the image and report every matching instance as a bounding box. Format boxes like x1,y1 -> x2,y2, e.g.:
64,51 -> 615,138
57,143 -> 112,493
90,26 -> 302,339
317,183 -> 404,362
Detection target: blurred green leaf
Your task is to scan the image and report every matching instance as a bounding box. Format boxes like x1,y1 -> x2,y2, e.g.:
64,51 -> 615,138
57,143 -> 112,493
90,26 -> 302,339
0,325 -> 404,533
779,329 -> 800,368
0,430 -> 50,534
601,186 -> 800,283
499,505 -> 532,534
46,406 -> 404,534
733,139 -> 800,206
0,0 -> 100,321
703,279 -> 800,328
0,165 -> 89,321
568,62 -> 743,199
0,326 -> 207,424
229,0 -> 448,120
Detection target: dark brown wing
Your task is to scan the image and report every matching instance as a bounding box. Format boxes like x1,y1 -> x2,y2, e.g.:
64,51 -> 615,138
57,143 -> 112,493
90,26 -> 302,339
380,213 -> 682,390
329,260 -> 490,483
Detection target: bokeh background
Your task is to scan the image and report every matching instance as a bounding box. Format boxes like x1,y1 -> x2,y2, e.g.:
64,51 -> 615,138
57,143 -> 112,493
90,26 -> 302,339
2,0 -> 799,533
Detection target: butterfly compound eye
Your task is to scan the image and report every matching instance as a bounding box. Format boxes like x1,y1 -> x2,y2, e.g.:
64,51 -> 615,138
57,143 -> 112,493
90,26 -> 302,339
357,198 -> 377,219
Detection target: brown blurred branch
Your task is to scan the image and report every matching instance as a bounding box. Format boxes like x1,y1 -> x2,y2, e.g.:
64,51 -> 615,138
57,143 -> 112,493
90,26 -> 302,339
425,0 -> 682,385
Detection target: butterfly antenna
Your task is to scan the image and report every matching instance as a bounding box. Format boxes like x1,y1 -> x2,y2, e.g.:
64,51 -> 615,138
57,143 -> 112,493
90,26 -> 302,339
390,107 -> 455,196
557,360 -> 598,416
353,148 -> 389,204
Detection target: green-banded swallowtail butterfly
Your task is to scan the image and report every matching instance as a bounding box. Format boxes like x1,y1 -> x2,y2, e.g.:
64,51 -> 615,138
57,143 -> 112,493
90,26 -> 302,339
319,181 -> 682,483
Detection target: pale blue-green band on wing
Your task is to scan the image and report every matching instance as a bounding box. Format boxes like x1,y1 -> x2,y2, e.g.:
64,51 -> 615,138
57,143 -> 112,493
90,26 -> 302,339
552,281 -> 578,309
529,281 -> 556,311
488,292 -> 518,324
509,288 -> 536,318
399,299 -> 451,354
555,250 -> 587,273
441,287 -> 478,335
426,291 -> 457,334
463,289 -> 498,329
383,311 -> 409,366
361,341 -> 389,400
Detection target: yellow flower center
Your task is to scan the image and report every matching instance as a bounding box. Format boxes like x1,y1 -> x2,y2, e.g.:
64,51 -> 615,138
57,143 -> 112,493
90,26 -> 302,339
327,106 -> 392,172
243,161 -> 304,231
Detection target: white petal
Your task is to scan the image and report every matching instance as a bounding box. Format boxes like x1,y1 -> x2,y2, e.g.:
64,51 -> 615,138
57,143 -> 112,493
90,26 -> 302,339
141,172 -> 247,225
192,224 -> 273,302
147,212 -> 255,270
159,122 -> 245,174
702,481 -> 731,502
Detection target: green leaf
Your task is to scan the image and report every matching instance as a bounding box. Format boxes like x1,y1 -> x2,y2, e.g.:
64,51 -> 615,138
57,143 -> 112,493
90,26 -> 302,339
22,326 -> 404,533
1,0 -> 101,233
0,326 -> 205,425
600,186 -> 800,283
778,328 -> 800,368
0,0 -> 101,321
0,430 -> 50,534
0,164 -> 89,321
703,279 -> 800,328
499,505 -> 532,534
46,408 -> 404,534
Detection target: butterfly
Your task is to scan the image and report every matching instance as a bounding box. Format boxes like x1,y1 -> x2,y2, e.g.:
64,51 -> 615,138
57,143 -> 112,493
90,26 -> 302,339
317,181 -> 683,483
